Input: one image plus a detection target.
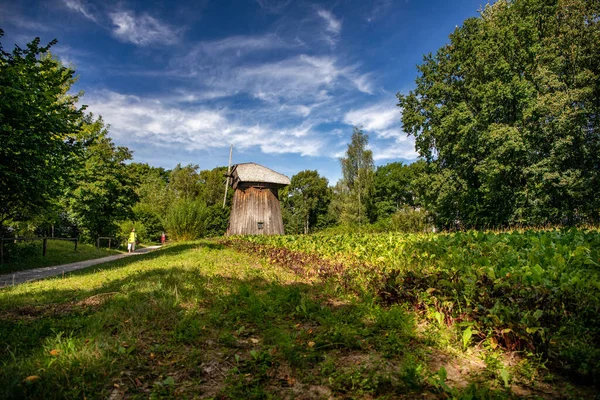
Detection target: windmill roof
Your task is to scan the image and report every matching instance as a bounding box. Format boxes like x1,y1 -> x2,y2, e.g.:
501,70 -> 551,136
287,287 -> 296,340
231,163 -> 290,186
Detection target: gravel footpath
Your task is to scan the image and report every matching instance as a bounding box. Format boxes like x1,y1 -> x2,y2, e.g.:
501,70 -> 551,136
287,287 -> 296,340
0,246 -> 162,288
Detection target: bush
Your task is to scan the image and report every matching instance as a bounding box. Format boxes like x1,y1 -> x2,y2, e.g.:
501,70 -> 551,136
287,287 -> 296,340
163,198 -> 209,241
390,206 -> 433,233
204,205 -> 229,237
132,204 -> 164,242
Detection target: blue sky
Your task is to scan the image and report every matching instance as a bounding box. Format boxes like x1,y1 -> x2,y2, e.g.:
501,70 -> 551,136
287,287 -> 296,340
1,0 -> 485,184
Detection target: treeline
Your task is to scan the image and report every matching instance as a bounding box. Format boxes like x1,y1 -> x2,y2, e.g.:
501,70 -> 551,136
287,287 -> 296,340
280,127 -> 431,234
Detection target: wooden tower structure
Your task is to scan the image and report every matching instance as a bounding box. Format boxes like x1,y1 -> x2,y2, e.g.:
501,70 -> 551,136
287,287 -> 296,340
226,163 -> 290,235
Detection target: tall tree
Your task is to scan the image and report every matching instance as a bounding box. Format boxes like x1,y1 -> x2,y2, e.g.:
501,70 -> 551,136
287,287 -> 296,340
0,32 -> 85,227
339,127 -> 375,225
398,0 -> 600,228
127,163 -> 170,241
168,164 -> 202,200
373,160 -> 426,220
66,115 -> 137,240
284,170 -> 331,234
199,166 -> 228,207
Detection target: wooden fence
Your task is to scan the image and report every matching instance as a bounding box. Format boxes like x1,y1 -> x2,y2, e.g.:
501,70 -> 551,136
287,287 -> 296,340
0,237 -> 79,264
96,237 -> 115,249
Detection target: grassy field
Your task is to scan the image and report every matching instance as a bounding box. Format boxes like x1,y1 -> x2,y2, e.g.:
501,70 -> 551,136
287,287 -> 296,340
0,239 -> 596,399
0,240 -> 121,274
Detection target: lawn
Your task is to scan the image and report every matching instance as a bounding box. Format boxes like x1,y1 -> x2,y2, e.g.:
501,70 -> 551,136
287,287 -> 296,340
0,240 -> 595,399
0,239 -> 121,274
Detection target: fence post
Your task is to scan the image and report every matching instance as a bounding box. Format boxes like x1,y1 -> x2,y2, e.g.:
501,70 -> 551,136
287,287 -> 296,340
108,238 -> 111,249
97,237 -> 100,249
43,238 -> 47,257
1,239 -> 3,264
74,238 -> 78,251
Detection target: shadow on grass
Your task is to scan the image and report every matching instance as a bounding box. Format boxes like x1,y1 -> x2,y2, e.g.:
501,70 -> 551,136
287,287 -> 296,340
0,243 -> 436,400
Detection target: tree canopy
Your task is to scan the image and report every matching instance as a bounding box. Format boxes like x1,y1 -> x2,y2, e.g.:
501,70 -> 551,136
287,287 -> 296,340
398,0 -> 600,228
65,115 -> 137,240
0,31 -> 85,226
339,127 -> 375,225
284,170 -> 331,234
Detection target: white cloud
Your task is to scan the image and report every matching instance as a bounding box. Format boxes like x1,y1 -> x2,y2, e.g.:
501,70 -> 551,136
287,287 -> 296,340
63,0 -> 96,22
84,90 -> 325,157
201,34 -> 287,56
344,102 -> 401,132
371,138 -> 418,161
344,102 -> 418,160
238,55 -> 340,101
317,9 -> 341,34
316,8 -> 342,46
110,11 -> 178,46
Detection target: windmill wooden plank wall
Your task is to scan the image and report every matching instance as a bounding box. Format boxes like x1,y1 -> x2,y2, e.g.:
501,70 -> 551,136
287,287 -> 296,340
226,163 -> 290,235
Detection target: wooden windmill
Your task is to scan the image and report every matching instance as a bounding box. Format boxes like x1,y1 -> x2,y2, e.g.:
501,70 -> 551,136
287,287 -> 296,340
226,163 -> 290,235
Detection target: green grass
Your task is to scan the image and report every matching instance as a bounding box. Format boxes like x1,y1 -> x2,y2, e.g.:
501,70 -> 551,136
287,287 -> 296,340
0,240 -> 595,399
0,240 -> 120,274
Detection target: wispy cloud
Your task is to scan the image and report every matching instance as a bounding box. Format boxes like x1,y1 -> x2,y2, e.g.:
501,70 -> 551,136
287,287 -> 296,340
188,33 -> 288,61
316,8 -> 341,46
0,4 -> 49,32
171,46 -> 373,104
63,0 -> 96,22
366,0 -> 393,23
317,9 -> 342,34
84,90 -> 325,157
255,0 -> 292,13
110,11 -> 178,46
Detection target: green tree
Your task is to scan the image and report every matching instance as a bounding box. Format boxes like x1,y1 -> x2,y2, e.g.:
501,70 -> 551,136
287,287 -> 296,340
199,166 -> 228,207
373,160 -> 426,220
283,170 -> 331,234
66,115 -> 137,241
168,164 -> 202,200
127,163 -> 170,241
398,0 -> 600,228
0,32 -> 85,227
339,127 -> 375,225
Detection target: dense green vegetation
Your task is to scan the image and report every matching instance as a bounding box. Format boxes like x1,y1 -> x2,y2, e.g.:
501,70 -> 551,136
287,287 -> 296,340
398,0 -> 600,228
226,228 -> 600,384
1,241 -> 596,399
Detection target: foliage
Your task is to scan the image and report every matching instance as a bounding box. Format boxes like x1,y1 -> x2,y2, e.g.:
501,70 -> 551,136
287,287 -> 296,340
163,198 -> 209,241
228,228 -> 600,383
389,206 -> 433,233
397,0 -> 600,228
282,170 -> 331,234
204,204 -> 230,237
339,127 -> 375,225
167,164 -> 202,200
117,220 -> 148,247
199,166 -> 228,207
0,32 -> 85,226
373,160 -> 426,220
64,115 -> 137,242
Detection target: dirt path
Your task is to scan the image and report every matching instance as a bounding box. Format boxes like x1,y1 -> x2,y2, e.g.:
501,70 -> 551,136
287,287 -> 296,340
0,246 -> 162,288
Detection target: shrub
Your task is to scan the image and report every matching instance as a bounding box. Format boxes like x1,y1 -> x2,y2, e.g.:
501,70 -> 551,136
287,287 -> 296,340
390,206 -> 433,233
163,198 -> 209,241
